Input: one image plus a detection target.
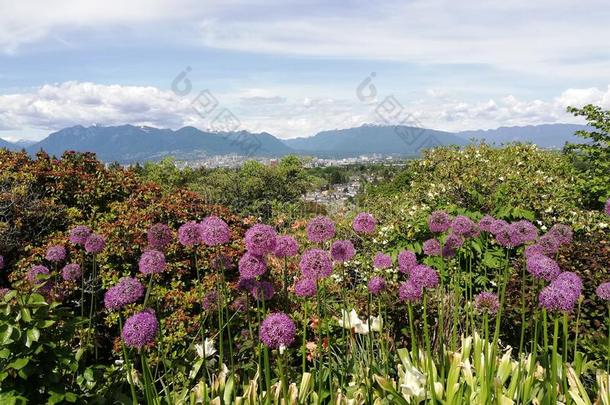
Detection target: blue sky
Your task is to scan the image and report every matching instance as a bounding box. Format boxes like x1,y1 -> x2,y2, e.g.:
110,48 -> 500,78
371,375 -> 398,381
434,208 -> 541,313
1,0 -> 609,141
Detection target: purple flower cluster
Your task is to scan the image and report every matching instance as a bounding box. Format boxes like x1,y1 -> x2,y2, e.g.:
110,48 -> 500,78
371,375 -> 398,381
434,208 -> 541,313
274,235 -> 299,258
331,240 -> 355,262
294,278 -> 317,298
236,276 -> 257,292
398,250 -> 417,274
353,212 -> 377,234
202,290 -> 218,311
245,224 -> 278,255
398,281 -> 423,303
524,244 -> 545,259
238,253 -> 267,278
69,225 -> 91,245
306,216 -> 336,243
478,215 -> 495,232
147,223 -> 173,250
451,215 -> 477,237
104,277 -> 144,310
299,249 -> 333,280
122,309 -> 159,349
139,250 -> 166,275
200,216 -> 231,246
538,271 -> 582,313
85,234 -> 105,254
507,220 -> 538,246
526,254 -> 561,281
537,233 -> 560,256
409,265 -> 440,289
45,245 -> 67,263
548,224 -> 573,246
61,263 -> 81,281
373,252 -> 392,269
428,210 -> 451,233
443,233 -> 464,257
259,312 -> 296,349
251,280 -> 275,301
474,292 -> 499,314
26,265 -> 49,284
367,276 -> 386,295
422,239 -> 441,256
605,199 -> 610,216
597,282 -> 610,301
178,221 -> 202,247
489,219 -> 509,236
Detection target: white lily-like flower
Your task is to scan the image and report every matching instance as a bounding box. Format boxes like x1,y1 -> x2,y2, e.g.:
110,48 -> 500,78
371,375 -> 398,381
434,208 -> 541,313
338,309 -> 382,335
195,338 -> 217,359
279,344 -> 287,354
399,362 -> 426,399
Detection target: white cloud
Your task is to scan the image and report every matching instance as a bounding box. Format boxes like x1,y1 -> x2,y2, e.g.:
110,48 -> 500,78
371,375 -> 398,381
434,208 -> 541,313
0,81 -> 608,141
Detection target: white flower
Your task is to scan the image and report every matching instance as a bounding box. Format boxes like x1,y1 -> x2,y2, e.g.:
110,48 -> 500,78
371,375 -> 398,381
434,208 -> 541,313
279,344 -> 287,354
338,309 -> 382,335
195,338 -> 217,359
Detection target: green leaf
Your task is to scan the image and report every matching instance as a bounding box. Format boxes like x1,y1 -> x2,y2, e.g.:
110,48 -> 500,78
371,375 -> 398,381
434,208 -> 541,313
25,328 -> 40,347
7,357 -> 29,370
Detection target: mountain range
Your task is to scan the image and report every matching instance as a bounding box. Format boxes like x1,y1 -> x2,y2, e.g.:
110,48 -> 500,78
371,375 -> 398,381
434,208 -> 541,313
0,123 -> 588,163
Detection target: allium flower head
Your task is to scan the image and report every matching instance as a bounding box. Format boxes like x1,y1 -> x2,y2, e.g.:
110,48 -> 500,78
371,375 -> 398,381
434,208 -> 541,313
259,312 -> 297,349
299,249 -> 333,280
422,239 -> 441,256
202,290 -> 218,311
178,221 -> 202,247
373,252 -> 392,269
524,244 -> 546,259
45,245 -> 66,263
294,278 -> 317,298
428,210 -> 451,233
451,215 -> 476,236
367,276 -> 386,295
104,277 -> 144,310
444,233 -> 464,249
274,235 -> 299,258
352,212 -> 376,234
331,240 -> 355,262
605,199 -> 610,216
251,281 -> 275,301
489,219 -> 509,236
538,233 -> 560,256
138,250 -> 166,275
84,234 -> 105,254
494,227 -> 514,248
61,263 -> 81,281
549,224 -> 573,246
306,216 -> 336,243
474,292 -> 499,314
245,224 -> 277,255
26,265 -> 49,284
122,309 -> 159,349
147,223 -> 173,250
238,253 -> 267,278
398,281 -> 423,303
398,250 -> 417,274
554,271 -> 583,296
236,276 -> 257,291
478,215 -> 496,232
200,216 -> 231,246
410,265 -> 439,289
526,253 -> 561,281
69,225 -> 91,245
597,282 -> 610,301
539,283 -> 578,313
507,220 -> 538,246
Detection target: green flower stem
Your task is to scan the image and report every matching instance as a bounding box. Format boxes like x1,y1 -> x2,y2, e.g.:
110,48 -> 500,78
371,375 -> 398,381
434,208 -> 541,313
423,293 -> 437,404
551,316 -> 559,405
408,303 -> 418,361
573,297 -> 582,360
518,264 -> 527,356
302,301 -> 308,374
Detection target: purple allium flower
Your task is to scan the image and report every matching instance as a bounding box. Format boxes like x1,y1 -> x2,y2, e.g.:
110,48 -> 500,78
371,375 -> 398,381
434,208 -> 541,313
478,215 -> 496,232
84,234 -> 105,254
245,224 -> 277,255
61,263 -> 81,281
299,249 -> 333,280
294,278 -> 317,298
495,227 -> 514,248
138,250 -> 166,275
202,290 -> 218,311
539,283 -> 578,313
451,215 -> 476,236
238,253 -> 267,278
398,281 -> 423,303
422,239 -> 441,256
352,212 -> 377,234
508,220 -> 538,247
538,233 -> 560,256
122,309 -> 159,349
104,277 -> 144,310
489,219 -> 509,236
0,255 -> 4,270
398,250 -> 417,274
373,252 -> 392,269
200,216 -> 231,246
259,312 -> 296,349
410,265 -> 439,289
45,245 -> 66,263
178,221 -> 201,247
605,199 -> 610,216
147,223 -> 173,250
549,224 -> 573,246
554,271 -> 583,296
236,276 -> 258,291
368,276 -> 386,295
445,233 -> 464,249
597,282 -> 610,301
274,235 -> 299,258
524,244 -> 546,259
526,253 -> 561,281
428,210 -> 451,233
331,240 -> 355,262
306,216 -> 336,243
69,225 -> 91,245
251,280 -> 275,301
474,292 -> 499,314
26,265 -> 50,284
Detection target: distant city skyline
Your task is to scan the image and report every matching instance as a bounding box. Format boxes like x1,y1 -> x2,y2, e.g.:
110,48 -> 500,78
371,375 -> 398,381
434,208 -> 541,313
1,0 -> 609,141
